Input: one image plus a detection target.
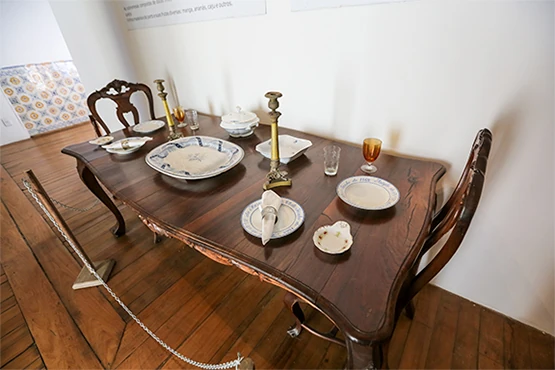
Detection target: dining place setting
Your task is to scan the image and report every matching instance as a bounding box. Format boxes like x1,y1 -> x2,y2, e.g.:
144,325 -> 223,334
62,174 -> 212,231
85,83 -> 401,256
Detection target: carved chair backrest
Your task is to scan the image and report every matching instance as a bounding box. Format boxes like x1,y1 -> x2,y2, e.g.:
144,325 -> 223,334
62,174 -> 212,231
406,128 -> 493,301
87,79 -> 156,136
89,115 -> 102,138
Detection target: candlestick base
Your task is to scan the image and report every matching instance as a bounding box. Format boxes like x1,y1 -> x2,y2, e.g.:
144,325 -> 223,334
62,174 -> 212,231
167,125 -> 183,141
263,160 -> 292,190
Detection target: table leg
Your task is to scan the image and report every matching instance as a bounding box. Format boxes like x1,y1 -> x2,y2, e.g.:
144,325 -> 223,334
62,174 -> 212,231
345,338 -> 384,370
77,160 -> 126,236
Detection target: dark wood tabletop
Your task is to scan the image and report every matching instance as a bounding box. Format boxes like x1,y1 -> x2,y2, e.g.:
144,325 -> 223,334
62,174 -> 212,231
62,114 -> 445,369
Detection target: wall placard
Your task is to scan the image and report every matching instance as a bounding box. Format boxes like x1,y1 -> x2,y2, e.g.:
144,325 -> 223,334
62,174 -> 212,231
123,0 -> 266,30
292,0 -> 406,12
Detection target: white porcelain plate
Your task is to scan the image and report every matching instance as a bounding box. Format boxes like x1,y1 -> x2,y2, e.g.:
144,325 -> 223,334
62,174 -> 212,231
145,136 -> 244,180
337,176 -> 400,210
104,138 -> 146,155
241,198 -> 305,239
132,120 -> 165,134
313,221 -> 353,254
89,136 -> 113,146
255,135 -> 312,164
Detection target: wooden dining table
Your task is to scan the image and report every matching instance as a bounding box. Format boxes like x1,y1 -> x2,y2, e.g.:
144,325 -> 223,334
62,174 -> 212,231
62,113 -> 445,369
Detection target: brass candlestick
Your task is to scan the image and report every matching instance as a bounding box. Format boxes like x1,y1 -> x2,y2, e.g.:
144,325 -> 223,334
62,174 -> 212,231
154,79 -> 183,141
263,91 -> 292,190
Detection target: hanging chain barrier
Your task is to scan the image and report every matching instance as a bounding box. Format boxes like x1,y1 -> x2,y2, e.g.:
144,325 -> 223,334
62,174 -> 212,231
23,179 -> 245,370
49,196 -> 100,212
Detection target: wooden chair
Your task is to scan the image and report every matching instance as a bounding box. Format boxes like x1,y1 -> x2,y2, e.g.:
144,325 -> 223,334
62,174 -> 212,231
87,79 -> 156,137
89,115 -> 102,137
87,80 -> 162,243
396,128 -> 492,319
282,128 -> 493,367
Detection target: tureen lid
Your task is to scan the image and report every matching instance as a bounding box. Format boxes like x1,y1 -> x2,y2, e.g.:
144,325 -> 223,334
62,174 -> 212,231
221,106 -> 259,126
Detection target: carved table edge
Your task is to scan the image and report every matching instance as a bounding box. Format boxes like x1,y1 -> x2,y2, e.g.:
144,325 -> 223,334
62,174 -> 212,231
135,213 -> 345,333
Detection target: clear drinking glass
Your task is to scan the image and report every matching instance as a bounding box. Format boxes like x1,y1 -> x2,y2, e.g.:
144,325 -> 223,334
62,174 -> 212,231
323,145 -> 341,176
361,138 -> 382,174
186,109 -> 199,131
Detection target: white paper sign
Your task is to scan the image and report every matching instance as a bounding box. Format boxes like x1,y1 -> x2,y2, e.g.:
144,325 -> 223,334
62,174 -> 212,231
292,0 -> 407,12
123,0 -> 266,30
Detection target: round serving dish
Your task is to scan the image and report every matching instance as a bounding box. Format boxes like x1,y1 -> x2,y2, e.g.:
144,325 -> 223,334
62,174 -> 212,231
220,106 -> 260,138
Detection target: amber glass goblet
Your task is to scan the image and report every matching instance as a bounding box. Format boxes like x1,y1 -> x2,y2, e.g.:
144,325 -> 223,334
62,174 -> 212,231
173,106 -> 186,127
361,138 -> 382,174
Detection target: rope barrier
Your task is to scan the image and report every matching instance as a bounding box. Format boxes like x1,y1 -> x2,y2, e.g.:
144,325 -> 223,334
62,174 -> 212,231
23,179 -> 245,370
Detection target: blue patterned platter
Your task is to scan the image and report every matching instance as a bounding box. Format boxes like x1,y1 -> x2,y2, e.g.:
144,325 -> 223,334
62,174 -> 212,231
241,198 -> 305,239
337,176 -> 400,210
145,136 -> 244,180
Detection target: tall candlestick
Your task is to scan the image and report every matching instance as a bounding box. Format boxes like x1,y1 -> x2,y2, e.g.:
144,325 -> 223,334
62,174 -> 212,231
263,91 -> 291,190
154,79 -> 183,140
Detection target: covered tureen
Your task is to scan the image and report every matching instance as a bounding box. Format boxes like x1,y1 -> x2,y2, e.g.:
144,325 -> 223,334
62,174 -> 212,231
220,106 -> 260,138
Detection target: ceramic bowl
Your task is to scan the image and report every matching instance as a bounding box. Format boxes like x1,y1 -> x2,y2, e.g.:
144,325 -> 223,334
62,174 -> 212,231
220,106 -> 260,138
255,135 -> 313,164
313,221 -> 353,254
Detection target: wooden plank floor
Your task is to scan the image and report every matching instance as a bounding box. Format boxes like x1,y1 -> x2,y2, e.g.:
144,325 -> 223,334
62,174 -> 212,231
1,123 -> 553,369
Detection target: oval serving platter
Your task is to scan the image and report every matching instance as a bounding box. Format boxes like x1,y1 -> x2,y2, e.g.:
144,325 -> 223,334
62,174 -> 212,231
337,176 -> 400,210
145,136 -> 244,180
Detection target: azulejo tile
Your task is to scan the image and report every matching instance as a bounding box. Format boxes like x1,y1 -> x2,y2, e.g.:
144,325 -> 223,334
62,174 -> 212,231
0,60 -> 88,136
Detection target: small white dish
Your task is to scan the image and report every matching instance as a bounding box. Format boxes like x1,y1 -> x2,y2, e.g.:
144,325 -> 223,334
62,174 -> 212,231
103,138 -> 147,155
89,136 -> 113,146
132,120 -> 165,134
313,221 -> 353,254
241,198 -> 305,240
337,176 -> 400,210
255,135 -> 312,164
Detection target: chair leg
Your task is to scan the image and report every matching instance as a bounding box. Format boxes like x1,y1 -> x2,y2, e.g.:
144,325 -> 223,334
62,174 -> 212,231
153,232 -> 163,244
283,291 -> 305,337
283,292 -> 346,347
404,300 -> 415,320
402,263 -> 419,320
380,340 -> 390,369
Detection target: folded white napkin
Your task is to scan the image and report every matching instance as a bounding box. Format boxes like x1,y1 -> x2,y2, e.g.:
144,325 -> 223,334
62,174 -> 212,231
260,190 -> 282,245
102,137 -> 152,150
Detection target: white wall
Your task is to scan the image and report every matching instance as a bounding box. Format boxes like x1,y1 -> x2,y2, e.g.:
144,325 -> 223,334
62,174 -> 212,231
51,0 -> 554,335
49,1 -> 148,134
0,0 -> 73,146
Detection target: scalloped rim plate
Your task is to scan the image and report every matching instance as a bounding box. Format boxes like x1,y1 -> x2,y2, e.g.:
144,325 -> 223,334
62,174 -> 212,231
313,221 -> 353,254
337,176 -> 400,210
241,198 -> 305,239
